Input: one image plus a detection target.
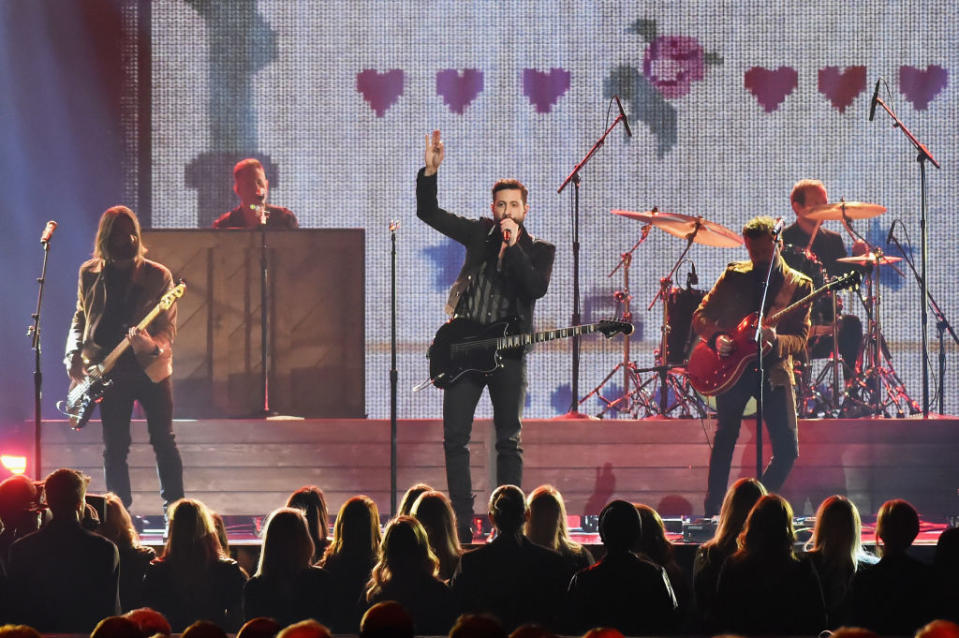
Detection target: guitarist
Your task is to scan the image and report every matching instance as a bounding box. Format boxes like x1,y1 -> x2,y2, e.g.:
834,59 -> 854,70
417,130 -> 555,543
64,206 -> 184,514
692,216 -> 812,517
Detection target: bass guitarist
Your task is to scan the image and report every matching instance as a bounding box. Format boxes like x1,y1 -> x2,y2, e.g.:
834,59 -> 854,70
64,206 -> 184,514
692,216 -> 812,517
417,130 -> 555,542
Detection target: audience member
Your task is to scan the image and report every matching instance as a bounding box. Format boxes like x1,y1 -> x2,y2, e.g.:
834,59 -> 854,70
849,498 -> 936,634
452,486 -> 570,633
142,498 -> 247,632
692,477 -> 766,629
411,489 -> 463,581
359,600 -> 414,638
634,503 -> 692,622
243,508 -> 334,626
236,617 -> 281,638
211,512 -> 231,556
0,476 -> 42,574
934,526 -> 959,622
524,485 -> 593,578
714,493 -> 826,635
181,620 -> 227,638
275,619 -> 333,638
0,626 -> 42,638
916,620 -> 959,638
95,493 -> 156,611
91,615 -> 141,638
580,628 -> 625,638
804,495 -> 874,627
449,613 -> 508,638
365,516 -> 456,634
567,500 -> 678,636
6,468 -> 120,632
509,624 -> 557,638
286,486 -> 330,563
828,628 -> 879,638
123,607 -> 172,637
319,495 -> 382,633
398,483 -> 433,517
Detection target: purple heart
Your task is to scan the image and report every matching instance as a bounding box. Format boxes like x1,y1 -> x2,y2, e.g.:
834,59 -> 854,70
744,66 -> 798,113
900,65 -> 948,111
522,68 -> 571,114
817,66 -> 867,114
356,69 -> 405,117
436,69 -> 484,114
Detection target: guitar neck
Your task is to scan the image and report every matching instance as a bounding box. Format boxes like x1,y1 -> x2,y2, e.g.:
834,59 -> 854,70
767,280 -> 835,324
98,303 -> 163,374
497,323 -> 601,350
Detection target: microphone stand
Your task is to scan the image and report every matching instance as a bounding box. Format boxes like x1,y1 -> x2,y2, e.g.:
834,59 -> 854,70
753,235 -> 782,479
871,91 -> 940,417
389,220 -> 399,515
28,238 -> 53,480
888,229 -> 958,414
555,108 -> 629,418
256,207 -> 277,417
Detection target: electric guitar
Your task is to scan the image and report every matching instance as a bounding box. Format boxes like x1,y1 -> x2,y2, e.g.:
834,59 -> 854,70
685,271 -> 860,396
426,317 -> 633,389
58,282 -> 186,430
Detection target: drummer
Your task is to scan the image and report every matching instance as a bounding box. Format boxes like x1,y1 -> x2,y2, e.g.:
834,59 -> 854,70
781,179 -> 863,375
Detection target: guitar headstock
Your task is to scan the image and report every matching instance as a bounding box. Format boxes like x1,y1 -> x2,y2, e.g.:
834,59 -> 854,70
598,320 -> 634,338
828,271 -> 862,293
160,281 -> 187,310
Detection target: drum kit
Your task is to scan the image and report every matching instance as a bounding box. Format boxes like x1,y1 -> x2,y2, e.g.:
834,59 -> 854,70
580,199 -> 920,419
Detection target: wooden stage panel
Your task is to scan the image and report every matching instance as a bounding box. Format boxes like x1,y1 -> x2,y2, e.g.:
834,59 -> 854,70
41,417 -> 959,521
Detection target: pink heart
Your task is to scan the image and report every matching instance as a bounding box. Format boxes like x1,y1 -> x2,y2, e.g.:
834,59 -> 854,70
744,66 -> 798,113
817,66 -> 867,113
356,69 -> 405,117
436,69 -> 484,114
900,65 -> 948,111
522,68 -> 571,113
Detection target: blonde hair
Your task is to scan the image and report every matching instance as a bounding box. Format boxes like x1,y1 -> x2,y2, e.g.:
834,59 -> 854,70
95,492 -> 141,550
159,498 -> 225,570
736,493 -> 796,559
366,516 -> 438,601
321,495 -> 381,565
256,508 -> 315,579
93,205 -> 147,262
411,490 -> 462,579
808,495 -> 863,572
703,477 -> 767,554
525,485 -> 583,556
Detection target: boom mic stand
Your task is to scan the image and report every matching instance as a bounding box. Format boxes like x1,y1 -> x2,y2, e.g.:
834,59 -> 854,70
389,220 -> 399,514
870,81 -> 941,417
753,230 -> 783,479
555,100 -> 630,418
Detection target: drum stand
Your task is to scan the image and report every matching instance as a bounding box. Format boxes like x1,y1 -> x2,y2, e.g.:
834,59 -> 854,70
798,290 -> 850,418
843,252 -> 920,417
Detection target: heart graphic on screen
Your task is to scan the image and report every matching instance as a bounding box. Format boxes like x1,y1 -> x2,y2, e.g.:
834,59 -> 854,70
817,66 -> 867,113
744,66 -> 798,113
899,65 -> 948,110
522,68 -> 571,113
356,69 -> 405,117
436,69 -> 484,114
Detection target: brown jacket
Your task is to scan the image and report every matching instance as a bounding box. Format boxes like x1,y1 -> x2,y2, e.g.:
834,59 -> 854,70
692,256 -> 812,387
64,258 -> 176,383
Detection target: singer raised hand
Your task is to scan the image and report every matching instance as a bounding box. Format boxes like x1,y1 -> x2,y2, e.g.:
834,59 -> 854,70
424,129 -> 445,176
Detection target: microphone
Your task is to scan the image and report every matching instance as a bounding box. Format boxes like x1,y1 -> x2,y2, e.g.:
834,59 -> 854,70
772,217 -> 785,236
868,78 -> 881,121
503,228 -> 511,243
886,220 -> 897,245
687,261 -> 698,288
614,96 -> 633,137
40,220 -> 58,244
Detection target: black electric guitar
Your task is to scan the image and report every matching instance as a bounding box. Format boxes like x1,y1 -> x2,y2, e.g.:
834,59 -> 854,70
426,317 -> 633,389
58,282 -> 186,430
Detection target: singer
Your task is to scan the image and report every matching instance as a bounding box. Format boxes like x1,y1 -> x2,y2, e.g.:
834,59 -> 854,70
417,129 -> 555,542
212,158 -> 298,229
64,206 -> 184,512
692,216 -> 812,516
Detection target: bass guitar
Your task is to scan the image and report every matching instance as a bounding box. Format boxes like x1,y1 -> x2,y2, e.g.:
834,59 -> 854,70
425,317 -> 633,389
685,271 -> 860,396
57,282 -> 186,430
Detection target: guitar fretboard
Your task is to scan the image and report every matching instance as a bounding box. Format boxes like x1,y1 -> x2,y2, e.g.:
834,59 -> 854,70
451,322 -> 610,355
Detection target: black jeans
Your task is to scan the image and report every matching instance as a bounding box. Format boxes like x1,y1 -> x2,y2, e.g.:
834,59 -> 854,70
704,367 -> 799,516
442,356 -> 526,527
99,370 -> 184,510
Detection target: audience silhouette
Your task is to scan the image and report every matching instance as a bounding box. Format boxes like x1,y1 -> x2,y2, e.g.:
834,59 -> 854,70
410,489 -> 463,581
286,486 -> 331,563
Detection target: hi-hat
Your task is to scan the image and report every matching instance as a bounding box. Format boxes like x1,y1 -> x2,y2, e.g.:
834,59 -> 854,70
837,253 -> 903,266
806,201 -> 886,221
612,209 -> 743,247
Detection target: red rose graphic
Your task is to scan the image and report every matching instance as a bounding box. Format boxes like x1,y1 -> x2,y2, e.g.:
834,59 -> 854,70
642,35 -> 705,99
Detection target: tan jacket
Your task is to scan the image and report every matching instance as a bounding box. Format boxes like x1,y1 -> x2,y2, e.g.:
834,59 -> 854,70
64,258 -> 176,383
692,256 -> 812,387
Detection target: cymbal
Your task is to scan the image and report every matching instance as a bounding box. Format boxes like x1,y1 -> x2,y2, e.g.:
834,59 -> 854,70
836,253 -> 903,266
611,209 -> 743,247
806,201 -> 886,221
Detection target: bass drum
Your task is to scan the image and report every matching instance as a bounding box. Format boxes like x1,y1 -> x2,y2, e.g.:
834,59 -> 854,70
665,286 -> 705,366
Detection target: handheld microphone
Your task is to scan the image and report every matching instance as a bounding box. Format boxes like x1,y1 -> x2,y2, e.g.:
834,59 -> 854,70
886,220 -> 897,245
614,96 -> 633,137
503,228 -> 511,243
40,220 -> 58,244
772,217 -> 785,236
868,78 -> 881,122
